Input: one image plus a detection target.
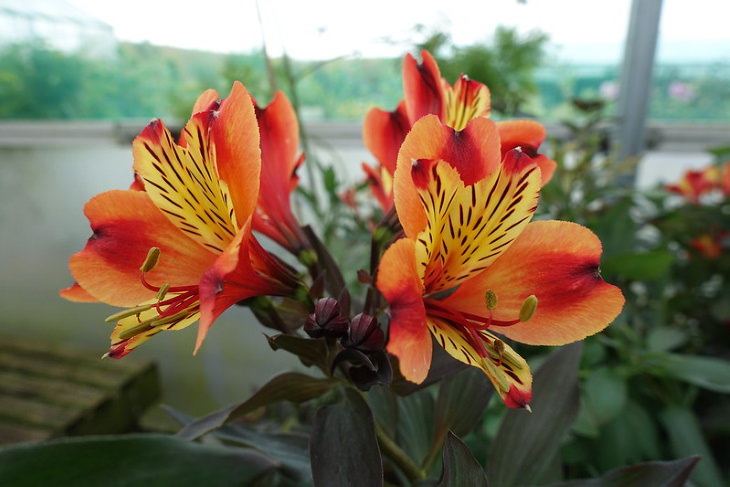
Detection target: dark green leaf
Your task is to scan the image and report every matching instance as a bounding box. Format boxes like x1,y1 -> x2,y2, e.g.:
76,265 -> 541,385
582,367 -> 627,426
436,432 -> 489,487
487,343 -> 582,487
646,327 -> 687,352
0,433 -> 279,486
163,406 -> 310,481
546,456 -> 699,487
267,334 -> 330,373
434,367 -> 493,439
177,372 -> 335,440
601,251 -> 674,281
658,353 -> 730,393
310,388 -> 383,487
660,406 -> 724,487
397,388 -> 435,465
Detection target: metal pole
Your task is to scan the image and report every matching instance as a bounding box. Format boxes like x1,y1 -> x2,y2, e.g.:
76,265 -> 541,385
614,0 -> 664,185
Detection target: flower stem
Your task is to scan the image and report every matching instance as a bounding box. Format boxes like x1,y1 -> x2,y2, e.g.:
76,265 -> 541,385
375,424 -> 424,483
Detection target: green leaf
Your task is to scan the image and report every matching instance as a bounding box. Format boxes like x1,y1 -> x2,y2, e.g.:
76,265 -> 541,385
267,334 -> 330,373
397,388 -> 435,465
601,251 -> 674,281
434,367 -> 493,439
436,432 -> 489,487
310,388 -> 383,487
646,327 -> 687,352
583,367 -> 627,426
177,372 -> 335,440
658,353 -> 730,393
163,406 -> 310,481
487,343 -> 582,487
0,433 -> 279,486
546,456 -> 699,487
660,406 -> 724,487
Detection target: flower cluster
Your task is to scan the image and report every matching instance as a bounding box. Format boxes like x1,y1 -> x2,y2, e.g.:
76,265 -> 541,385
666,161 -> 730,205
665,160 -> 730,259
62,51 -> 624,408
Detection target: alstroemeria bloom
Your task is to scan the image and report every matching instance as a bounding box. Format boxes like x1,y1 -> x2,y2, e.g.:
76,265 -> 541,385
61,82 -> 300,357
376,115 -> 624,408
666,166 -> 720,204
362,50 -> 556,211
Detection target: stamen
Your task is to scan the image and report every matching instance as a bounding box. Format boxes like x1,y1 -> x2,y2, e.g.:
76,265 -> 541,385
156,283 -> 170,301
104,304 -> 153,323
519,295 -> 538,322
485,290 -> 498,310
140,247 -> 161,272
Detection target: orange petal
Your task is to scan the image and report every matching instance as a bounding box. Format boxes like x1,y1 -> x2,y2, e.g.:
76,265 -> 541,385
59,282 -> 98,302
253,91 -> 306,250
197,224 -> 295,352
444,75 -> 491,131
394,115 -> 503,238
363,101 -> 410,175
133,116 -> 239,253
444,220 -> 625,345
68,190 -> 216,307
376,238 -> 431,384
403,50 -> 445,123
191,89 -> 219,114
497,120 -> 555,185
211,81 -> 262,223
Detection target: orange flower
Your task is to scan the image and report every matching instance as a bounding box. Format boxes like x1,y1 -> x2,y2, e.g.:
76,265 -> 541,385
60,82 -> 299,358
362,50 -> 556,210
666,166 -> 720,204
376,116 -> 624,408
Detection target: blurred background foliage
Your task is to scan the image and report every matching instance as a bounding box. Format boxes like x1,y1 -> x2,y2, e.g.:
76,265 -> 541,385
1,26 -> 729,122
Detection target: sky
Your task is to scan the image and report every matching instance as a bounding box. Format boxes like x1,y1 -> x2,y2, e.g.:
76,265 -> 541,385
65,0 -> 730,63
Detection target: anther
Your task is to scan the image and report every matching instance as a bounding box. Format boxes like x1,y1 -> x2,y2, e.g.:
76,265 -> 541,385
485,290 -> 498,310
140,247 -> 161,272
156,283 -> 170,301
519,295 -> 538,322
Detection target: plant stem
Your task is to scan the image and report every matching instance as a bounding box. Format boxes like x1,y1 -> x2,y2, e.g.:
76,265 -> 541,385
375,424 -> 423,484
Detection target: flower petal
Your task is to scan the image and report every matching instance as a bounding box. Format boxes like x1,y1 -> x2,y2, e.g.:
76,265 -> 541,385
394,115 -> 503,238
411,152 -> 540,293
403,50 -> 445,123
363,101 -> 410,176
197,224 -> 296,353
191,88 -> 219,114
497,120 -> 556,185
68,190 -> 215,307
445,220 -> 625,345
253,91 -> 306,250
427,318 -> 532,408
444,75 -> 491,131
211,81 -> 261,223
59,282 -> 98,302
377,238 -> 431,384
132,116 -> 239,253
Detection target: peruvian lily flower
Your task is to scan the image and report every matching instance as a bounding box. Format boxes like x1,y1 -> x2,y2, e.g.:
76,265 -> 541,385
376,115 -> 624,408
60,82 -> 300,358
362,50 -> 556,211
666,166 -> 720,204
